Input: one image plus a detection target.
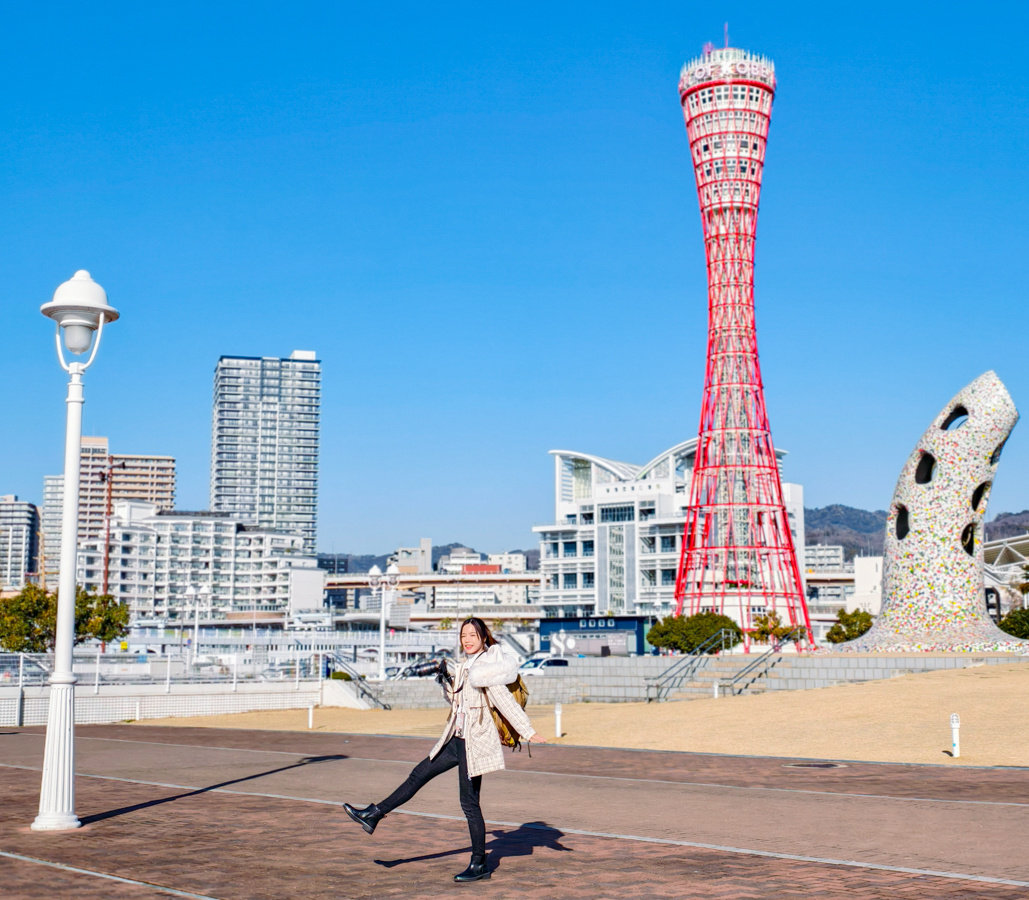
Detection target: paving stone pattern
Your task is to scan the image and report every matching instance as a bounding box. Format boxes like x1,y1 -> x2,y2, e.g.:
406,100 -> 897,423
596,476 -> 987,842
1,726 -> 1026,899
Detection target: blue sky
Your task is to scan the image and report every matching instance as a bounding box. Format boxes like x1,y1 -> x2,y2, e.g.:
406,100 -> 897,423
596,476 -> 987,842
1,1 -> 1026,553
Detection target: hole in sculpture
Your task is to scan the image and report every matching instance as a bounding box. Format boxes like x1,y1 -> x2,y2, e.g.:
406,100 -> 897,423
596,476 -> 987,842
895,505 -> 910,540
941,405 -> 969,430
990,440 -> 1007,466
914,452 -> 936,485
961,523 -> 976,556
971,481 -> 991,512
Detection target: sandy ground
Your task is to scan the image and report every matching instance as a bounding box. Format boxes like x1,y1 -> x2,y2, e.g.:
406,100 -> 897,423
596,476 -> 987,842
139,663 -> 1029,767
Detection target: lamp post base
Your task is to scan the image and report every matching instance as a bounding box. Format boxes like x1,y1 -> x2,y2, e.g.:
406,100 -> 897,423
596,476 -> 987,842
31,680 -> 81,831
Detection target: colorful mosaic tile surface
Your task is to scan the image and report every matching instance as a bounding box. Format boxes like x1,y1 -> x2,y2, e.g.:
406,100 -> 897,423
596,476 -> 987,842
843,371 -> 1028,653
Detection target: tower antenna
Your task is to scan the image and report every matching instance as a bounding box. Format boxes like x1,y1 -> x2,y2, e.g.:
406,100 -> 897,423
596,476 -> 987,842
724,22 -> 729,48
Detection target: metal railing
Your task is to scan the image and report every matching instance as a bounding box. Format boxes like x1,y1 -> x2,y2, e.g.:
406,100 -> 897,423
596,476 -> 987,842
645,629 -> 737,701
719,630 -> 804,696
326,652 -> 391,710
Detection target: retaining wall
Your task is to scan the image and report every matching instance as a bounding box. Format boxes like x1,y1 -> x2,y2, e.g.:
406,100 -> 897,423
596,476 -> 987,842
0,680 -> 322,727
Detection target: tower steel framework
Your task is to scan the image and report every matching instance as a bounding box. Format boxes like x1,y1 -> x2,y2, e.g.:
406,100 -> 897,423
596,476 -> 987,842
673,46 -> 812,646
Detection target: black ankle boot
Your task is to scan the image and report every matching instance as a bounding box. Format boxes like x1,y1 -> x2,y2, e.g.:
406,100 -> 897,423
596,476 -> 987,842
454,853 -> 490,882
342,802 -> 384,834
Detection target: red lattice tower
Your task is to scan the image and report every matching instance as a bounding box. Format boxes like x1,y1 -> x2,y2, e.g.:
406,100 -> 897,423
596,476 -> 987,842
673,46 -> 812,647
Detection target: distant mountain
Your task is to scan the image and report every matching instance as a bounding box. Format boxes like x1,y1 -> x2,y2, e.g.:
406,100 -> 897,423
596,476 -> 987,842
804,505 -> 887,561
804,504 -> 1027,558
984,511 -> 1029,542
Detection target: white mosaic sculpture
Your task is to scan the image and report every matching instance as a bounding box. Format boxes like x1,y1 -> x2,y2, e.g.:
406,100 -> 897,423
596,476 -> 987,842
844,371 -> 1028,653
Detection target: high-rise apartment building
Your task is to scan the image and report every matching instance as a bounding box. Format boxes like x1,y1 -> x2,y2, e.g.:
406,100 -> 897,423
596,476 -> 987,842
41,439 -> 176,576
210,351 -> 320,553
40,475 -> 64,578
0,495 -> 39,590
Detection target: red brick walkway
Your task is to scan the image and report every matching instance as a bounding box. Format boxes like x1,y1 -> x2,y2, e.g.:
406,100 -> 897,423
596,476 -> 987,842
1,725 -> 1025,899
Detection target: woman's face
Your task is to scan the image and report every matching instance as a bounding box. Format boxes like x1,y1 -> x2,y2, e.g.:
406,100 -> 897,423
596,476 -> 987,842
460,623 -> 485,655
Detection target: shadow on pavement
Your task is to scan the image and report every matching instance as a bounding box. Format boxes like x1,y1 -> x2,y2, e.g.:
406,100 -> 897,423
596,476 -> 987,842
79,754 -> 347,825
375,821 -> 572,870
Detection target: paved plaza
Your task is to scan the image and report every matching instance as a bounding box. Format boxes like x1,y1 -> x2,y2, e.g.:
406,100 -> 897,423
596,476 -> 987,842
0,724 -> 1026,899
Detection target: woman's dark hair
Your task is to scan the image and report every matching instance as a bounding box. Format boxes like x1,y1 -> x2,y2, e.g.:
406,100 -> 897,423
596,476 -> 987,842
459,617 -> 497,651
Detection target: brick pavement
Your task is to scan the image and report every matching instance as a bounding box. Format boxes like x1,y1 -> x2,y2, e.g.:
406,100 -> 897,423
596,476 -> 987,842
1,725 -> 1026,899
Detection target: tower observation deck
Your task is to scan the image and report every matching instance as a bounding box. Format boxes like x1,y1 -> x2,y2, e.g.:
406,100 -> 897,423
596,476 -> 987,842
674,46 -> 813,646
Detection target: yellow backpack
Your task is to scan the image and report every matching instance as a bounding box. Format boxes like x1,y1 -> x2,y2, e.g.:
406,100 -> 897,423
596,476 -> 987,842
487,675 -> 530,752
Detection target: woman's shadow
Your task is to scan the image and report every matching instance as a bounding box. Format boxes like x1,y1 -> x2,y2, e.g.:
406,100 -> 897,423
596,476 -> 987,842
375,821 -> 572,871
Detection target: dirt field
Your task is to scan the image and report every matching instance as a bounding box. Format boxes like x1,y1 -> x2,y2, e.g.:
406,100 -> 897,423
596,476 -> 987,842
139,662 -> 1029,766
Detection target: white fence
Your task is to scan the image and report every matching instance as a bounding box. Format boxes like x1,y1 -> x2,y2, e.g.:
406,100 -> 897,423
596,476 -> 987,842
0,680 -> 322,727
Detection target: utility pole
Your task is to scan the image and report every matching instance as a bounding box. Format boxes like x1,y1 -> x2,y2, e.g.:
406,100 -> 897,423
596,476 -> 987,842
99,457 -> 126,595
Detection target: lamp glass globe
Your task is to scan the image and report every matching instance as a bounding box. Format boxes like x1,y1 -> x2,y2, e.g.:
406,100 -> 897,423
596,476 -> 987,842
62,324 -> 94,355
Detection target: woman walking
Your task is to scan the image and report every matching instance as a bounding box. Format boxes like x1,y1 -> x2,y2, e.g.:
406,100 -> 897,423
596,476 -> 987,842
343,617 -> 545,882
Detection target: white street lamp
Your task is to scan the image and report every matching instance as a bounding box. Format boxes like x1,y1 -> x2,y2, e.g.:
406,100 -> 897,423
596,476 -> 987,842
194,586 -> 210,668
368,564 -> 400,680
33,271 -> 119,832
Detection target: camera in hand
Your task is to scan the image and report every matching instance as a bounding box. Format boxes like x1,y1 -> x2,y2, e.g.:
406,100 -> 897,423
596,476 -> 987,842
400,658 -> 441,679
434,659 -> 453,686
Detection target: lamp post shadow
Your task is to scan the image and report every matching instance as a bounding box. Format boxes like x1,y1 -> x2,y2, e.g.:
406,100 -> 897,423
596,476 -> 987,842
78,754 -> 348,825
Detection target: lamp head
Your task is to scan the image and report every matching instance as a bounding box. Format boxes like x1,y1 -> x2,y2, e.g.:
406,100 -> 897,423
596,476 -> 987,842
41,270 -> 119,355
385,563 -> 400,586
368,564 -> 382,587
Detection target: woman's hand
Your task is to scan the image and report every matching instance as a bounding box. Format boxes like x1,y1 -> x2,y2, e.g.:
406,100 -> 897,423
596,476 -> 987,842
529,733 -> 547,744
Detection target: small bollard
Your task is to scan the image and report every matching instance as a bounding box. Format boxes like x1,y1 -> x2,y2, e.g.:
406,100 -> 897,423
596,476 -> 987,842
135,700 -> 141,722
713,680 -> 719,699
950,713 -> 961,758
308,703 -> 314,730
554,702 -> 563,739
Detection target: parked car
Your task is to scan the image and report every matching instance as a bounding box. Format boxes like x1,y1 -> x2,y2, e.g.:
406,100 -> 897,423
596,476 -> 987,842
518,657 -> 570,677
0,654 -> 50,684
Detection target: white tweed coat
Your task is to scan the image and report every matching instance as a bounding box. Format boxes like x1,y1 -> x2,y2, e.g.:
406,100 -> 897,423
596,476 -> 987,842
430,643 -> 536,778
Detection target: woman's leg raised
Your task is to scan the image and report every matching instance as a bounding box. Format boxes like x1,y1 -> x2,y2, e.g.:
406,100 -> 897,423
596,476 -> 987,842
378,739 -> 460,814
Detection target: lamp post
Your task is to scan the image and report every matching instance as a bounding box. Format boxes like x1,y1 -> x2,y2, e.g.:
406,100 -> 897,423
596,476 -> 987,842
33,271 -> 119,831
368,564 -> 399,680
194,586 -> 210,668
184,586 -> 197,666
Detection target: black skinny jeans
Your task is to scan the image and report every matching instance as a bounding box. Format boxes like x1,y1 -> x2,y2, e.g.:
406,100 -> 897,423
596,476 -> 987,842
377,737 -> 485,855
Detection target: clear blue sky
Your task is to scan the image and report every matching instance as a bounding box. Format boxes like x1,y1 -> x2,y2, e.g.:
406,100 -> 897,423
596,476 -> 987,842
1,2 -> 1026,554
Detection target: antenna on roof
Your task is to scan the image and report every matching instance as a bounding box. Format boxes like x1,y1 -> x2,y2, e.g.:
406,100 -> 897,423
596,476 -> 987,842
702,40 -> 715,55
724,22 -> 729,48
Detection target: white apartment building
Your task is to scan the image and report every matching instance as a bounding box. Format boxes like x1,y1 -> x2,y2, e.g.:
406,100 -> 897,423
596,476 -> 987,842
41,438 -> 176,576
803,544 -> 854,641
210,351 -> 320,553
0,496 -> 39,591
533,440 -> 805,619
76,501 -> 322,626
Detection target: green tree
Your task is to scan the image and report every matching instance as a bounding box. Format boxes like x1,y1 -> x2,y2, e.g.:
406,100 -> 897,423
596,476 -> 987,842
0,584 -> 53,651
646,612 -> 741,654
491,619 -> 504,633
438,617 -> 453,631
999,608 -> 1029,640
825,608 -> 874,644
749,610 -> 802,645
0,585 -> 129,652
